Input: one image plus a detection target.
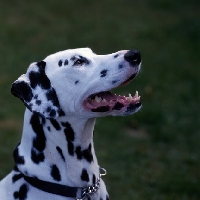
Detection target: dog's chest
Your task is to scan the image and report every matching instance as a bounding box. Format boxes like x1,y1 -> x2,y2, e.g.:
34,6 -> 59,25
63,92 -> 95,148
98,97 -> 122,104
6,111 -> 105,199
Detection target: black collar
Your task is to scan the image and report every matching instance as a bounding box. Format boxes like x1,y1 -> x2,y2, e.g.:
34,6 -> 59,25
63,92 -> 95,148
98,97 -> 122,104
21,167 -> 107,199
23,175 -> 79,198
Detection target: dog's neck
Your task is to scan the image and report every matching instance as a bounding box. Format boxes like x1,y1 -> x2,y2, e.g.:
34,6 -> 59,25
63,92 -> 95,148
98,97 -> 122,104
15,109 -> 99,187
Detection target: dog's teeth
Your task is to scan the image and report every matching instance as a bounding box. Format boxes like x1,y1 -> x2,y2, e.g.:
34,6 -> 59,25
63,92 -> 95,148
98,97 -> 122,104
133,95 -> 141,102
102,98 -> 107,103
128,98 -> 132,102
128,93 -> 132,102
95,96 -> 101,103
132,91 -> 139,99
109,100 -> 114,105
135,91 -> 138,98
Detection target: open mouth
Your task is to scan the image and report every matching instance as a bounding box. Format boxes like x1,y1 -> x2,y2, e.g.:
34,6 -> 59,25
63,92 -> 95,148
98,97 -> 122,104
83,73 -> 141,113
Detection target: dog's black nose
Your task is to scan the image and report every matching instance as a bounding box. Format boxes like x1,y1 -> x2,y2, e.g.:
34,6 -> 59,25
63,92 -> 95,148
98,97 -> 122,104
124,50 -> 141,65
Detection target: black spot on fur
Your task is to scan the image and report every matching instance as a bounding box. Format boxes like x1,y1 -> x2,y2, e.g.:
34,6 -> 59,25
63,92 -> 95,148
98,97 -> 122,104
31,150 -> 45,164
45,106 -> 56,119
67,142 -> 74,156
11,81 -> 33,103
112,80 -> 118,84
114,54 -> 119,58
13,193 -> 18,199
106,195 -> 110,200
100,69 -> 108,77
46,107 -> 51,112
75,146 -> 82,160
62,122 -> 75,156
46,88 -> 60,110
29,62 -> 51,90
13,145 -> 25,165
75,80 -> 79,84
58,60 -> 62,67
113,102 -> 124,110
46,107 -> 52,112
12,173 -> 23,183
50,110 -> 56,118
81,169 -> 89,182
34,94 -> 38,99
50,119 -> 61,131
31,114 -> 46,152
64,59 -> 68,65
30,114 -> 46,164
83,144 -> 93,163
37,60 -> 46,68
118,64 -> 124,69
13,184 -> 29,199
56,146 -> 65,162
59,109 -> 65,117
91,106 -> 110,112
36,100 -> 41,105
75,143 -> 93,163
62,122 -> 75,141
50,164 -> 61,182
47,126 -> 51,132
92,174 -> 96,185
46,106 -> 51,113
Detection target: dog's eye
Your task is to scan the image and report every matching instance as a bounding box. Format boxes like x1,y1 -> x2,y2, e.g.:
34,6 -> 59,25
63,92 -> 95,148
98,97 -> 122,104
73,59 -> 85,66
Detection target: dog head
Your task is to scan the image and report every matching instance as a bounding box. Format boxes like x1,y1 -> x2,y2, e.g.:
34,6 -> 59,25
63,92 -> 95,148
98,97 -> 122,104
11,48 -> 141,119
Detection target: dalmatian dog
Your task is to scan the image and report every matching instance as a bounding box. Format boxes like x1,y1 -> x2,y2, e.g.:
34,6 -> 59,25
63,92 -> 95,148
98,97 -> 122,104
0,48 -> 142,200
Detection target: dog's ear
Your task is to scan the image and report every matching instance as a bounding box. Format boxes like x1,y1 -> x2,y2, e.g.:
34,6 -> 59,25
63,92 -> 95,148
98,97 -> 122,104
11,61 -> 61,119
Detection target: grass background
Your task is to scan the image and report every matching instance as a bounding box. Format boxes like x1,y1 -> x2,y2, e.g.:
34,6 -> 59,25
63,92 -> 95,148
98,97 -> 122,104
0,0 -> 199,199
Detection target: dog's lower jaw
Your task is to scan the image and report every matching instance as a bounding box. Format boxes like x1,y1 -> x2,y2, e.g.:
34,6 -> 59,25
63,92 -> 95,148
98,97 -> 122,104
15,109 -> 108,199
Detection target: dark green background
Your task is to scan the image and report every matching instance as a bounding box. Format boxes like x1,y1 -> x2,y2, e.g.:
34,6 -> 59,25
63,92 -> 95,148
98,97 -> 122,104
0,0 -> 199,199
